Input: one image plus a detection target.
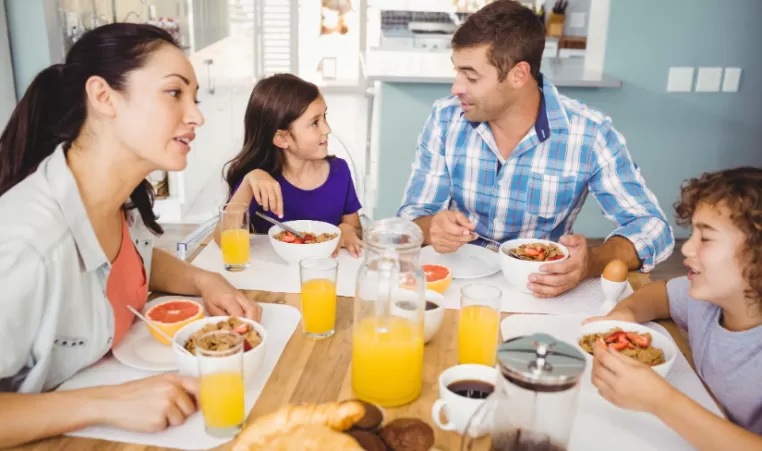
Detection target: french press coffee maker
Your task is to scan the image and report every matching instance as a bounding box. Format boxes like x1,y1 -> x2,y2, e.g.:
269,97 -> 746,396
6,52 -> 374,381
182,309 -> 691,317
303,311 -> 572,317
461,333 -> 586,451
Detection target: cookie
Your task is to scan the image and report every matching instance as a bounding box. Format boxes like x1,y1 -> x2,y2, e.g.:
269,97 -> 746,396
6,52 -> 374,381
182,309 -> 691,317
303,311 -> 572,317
353,400 -> 384,430
346,429 -> 390,451
379,418 -> 435,451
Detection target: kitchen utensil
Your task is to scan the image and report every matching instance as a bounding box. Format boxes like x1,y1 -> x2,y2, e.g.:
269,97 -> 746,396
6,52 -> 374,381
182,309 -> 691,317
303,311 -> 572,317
255,210 -> 305,239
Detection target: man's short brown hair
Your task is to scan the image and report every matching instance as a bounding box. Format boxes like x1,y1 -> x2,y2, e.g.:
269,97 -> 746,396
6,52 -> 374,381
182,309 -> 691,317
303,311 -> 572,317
451,0 -> 545,82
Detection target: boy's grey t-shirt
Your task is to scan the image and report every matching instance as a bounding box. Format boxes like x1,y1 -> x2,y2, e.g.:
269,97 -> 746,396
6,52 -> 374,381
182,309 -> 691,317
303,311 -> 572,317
667,276 -> 762,434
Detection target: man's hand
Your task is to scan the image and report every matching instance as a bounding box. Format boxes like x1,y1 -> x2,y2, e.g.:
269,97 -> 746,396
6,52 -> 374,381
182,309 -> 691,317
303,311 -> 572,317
528,234 -> 590,298
429,211 -> 476,254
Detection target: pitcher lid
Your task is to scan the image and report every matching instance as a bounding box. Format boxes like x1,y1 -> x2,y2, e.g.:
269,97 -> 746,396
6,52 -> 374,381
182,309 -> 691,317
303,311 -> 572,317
364,218 -> 423,251
497,333 -> 586,390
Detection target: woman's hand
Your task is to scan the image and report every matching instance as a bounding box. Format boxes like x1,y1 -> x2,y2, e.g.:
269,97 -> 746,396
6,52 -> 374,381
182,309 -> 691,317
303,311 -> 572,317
245,169 -> 283,218
335,224 -> 363,258
591,342 -> 672,414
97,374 -> 200,432
196,271 -> 263,321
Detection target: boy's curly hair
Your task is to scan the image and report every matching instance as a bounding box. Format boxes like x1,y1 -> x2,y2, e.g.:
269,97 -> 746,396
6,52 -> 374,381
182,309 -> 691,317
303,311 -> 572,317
674,167 -> 762,308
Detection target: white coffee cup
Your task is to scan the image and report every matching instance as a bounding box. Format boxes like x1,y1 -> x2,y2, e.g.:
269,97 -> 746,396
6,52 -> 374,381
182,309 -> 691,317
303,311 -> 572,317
431,364 -> 499,435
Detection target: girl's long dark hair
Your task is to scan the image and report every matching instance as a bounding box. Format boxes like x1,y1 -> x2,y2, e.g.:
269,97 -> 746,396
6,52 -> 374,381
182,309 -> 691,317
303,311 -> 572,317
224,74 -> 320,197
0,23 -> 178,234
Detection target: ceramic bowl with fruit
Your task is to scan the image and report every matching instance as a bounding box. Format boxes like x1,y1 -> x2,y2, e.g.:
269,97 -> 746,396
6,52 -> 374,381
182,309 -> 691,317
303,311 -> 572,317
498,238 -> 569,295
173,316 -> 267,382
267,220 -> 341,265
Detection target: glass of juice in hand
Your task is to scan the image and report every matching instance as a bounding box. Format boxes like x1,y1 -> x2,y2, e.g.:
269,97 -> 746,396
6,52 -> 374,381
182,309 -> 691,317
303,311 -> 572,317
300,256 -> 338,339
197,331 -> 246,438
219,202 -> 250,271
458,284 -> 502,367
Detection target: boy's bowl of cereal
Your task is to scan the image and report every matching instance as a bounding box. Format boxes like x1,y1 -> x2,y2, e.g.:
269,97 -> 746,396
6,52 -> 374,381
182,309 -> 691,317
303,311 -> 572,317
172,316 -> 267,383
267,220 -> 341,265
498,238 -> 569,294
576,320 -> 677,378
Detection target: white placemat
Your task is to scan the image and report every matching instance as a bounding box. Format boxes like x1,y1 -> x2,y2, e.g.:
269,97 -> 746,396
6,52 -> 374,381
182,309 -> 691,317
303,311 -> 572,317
441,274 -> 634,316
192,235 -> 363,297
500,314 -> 724,451
57,303 -> 301,450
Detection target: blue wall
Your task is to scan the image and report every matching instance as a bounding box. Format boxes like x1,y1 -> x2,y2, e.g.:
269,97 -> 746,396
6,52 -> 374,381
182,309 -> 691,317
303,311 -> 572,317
5,0 -> 59,99
374,0 -> 762,239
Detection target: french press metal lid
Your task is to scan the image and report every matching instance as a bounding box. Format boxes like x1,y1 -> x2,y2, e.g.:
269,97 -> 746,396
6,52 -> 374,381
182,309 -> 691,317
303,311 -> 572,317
496,333 -> 586,392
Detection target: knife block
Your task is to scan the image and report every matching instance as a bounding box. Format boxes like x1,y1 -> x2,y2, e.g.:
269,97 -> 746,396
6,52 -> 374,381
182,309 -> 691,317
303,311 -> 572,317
546,12 -> 565,38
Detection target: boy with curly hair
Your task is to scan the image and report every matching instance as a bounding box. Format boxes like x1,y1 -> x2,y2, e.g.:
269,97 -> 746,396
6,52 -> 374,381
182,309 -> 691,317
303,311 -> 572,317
586,167 -> 762,450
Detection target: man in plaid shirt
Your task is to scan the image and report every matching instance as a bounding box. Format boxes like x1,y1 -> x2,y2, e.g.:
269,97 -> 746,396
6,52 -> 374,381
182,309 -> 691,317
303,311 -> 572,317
398,0 -> 674,297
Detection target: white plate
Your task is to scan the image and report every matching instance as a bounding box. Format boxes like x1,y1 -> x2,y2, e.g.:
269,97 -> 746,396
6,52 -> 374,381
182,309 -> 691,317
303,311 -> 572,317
112,296 -> 204,372
420,244 -> 501,279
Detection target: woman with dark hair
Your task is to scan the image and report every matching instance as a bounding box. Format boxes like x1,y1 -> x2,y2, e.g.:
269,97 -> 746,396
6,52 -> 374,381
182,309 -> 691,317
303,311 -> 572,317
0,23 -> 261,446
217,73 -> 363,257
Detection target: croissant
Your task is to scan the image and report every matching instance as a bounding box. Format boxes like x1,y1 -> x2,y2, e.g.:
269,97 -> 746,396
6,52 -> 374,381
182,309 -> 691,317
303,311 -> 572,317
246,424 -> 364,450
232,401 -> 366,451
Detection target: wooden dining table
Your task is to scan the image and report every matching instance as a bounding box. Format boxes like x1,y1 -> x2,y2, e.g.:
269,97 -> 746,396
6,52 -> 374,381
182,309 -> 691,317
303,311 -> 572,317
13,243 -> 696,451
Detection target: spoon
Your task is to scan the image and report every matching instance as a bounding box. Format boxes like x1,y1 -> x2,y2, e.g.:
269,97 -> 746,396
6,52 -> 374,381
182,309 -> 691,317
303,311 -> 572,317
254,211 -> 305,239
127,305 -> 194,357
472,233 -> 502,249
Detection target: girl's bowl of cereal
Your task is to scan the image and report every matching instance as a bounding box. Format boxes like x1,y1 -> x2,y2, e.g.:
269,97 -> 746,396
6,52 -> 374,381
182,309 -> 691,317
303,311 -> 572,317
173,316 -> 267,382
267,220 -> 341,265
498,238 -> 569,294
576,320 -> 677,378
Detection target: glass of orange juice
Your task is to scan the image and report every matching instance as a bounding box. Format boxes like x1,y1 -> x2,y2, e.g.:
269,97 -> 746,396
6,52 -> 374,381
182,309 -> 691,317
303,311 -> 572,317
197,330 -> 245,437
219,202 -> 250,271
458,284 -> 502,367
299,256 -> 338,339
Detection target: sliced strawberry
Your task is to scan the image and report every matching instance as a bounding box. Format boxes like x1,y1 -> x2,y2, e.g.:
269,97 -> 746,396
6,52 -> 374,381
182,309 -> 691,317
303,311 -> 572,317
609,339 -> 630,351
281,233 -> 296,243
243,340 -> 252,352
233,323 -> 248,334
548,255 -> 564,261
627,332 -> 651,348
523,246 -> 541,257
294,238 -> 304,244
605,330 -> 627,343
537,250 -> 545,260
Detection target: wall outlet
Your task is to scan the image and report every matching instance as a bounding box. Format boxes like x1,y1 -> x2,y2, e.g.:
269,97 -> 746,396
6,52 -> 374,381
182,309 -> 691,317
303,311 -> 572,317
667,67 -> 694,92
722,67 -> 742,92
695,67 -> 723,92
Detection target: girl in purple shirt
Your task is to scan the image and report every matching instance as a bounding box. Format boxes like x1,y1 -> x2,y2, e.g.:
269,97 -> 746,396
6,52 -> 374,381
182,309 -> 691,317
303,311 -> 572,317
216,74 -> 362,256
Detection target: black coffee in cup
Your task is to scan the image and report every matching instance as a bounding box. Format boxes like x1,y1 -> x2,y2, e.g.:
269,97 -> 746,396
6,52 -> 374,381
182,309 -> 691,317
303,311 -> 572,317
447,379 -> 494,399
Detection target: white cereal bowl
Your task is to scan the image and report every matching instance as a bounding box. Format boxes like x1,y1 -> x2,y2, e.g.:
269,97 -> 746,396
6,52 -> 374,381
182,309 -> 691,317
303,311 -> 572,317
390,289 -> 445,343
498,238 -> 569,295
172,316 -> 267,383
267,220 -> 341,266
576,320 -> 677,378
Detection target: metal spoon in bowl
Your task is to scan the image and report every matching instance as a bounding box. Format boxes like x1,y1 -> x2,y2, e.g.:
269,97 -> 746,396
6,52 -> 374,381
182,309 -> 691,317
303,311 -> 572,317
472,233 -> 502,249
127,305 -> 194,357
254,210 -> 305,239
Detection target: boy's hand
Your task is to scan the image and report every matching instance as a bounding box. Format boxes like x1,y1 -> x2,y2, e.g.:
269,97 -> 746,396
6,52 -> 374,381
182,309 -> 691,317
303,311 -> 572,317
591,342 -> 673,413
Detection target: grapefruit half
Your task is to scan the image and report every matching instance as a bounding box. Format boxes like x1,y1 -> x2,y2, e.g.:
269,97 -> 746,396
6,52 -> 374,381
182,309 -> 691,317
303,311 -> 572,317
145,299 -> 204,345
422,264 -> 452,294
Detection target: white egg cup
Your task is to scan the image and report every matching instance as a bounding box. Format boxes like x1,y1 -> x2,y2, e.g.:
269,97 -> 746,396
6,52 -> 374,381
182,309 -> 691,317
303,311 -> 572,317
600,276 -> 628,313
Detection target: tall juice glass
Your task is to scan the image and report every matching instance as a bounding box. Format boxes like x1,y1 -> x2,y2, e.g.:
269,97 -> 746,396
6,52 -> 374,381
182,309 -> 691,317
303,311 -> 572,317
458,284 -> 502,367
352,218 -> 425,407
299,257 -> 338,339
197,331 -> 245,437
219,202 -> 250,271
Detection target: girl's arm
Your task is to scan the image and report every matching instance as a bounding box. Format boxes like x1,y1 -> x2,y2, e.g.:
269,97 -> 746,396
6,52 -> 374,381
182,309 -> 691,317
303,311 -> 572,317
339,212 -> 362,236
336,213 -> 363,257
585,280 -> 672,324
656,389 -> 762,451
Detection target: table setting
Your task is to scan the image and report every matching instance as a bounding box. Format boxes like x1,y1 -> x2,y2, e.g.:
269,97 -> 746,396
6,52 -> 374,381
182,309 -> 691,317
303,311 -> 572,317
23,215 -> 721,451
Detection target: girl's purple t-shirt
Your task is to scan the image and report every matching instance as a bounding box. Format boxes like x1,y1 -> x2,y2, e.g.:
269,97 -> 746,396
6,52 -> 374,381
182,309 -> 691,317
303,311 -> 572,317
238,157 -> 362,233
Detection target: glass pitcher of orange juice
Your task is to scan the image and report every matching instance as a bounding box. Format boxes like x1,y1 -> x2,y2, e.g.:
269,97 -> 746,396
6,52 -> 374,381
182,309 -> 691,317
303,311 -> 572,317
352,218 -> 425,407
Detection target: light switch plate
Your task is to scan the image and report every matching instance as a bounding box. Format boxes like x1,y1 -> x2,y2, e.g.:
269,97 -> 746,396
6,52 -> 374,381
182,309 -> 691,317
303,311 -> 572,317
569,12 -> 587,28
667,67 -> 694,92
722,67 -> 742,92
695,67 -> 723,92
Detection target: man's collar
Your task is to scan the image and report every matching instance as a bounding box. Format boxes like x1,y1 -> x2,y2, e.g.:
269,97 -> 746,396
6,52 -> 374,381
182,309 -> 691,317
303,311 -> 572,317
538,72 -> 571,137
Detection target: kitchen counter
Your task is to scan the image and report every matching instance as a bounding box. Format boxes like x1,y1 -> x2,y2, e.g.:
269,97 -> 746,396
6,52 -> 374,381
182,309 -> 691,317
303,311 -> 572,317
364,49 -> 622,88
